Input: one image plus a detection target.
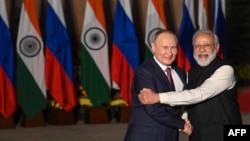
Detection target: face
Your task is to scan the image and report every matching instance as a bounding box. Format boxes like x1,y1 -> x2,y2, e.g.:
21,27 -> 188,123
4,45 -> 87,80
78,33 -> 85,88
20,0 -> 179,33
151,32 -> 177,66
193,32 -> 219,66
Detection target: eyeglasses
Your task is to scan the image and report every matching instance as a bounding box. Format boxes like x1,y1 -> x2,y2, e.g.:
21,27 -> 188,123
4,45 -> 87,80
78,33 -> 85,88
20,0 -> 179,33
193,43 -> 215,49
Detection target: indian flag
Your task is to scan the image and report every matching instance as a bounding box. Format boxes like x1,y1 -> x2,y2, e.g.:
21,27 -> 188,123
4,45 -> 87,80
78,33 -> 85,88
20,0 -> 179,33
198,0 -> 210,29
16,0 -> 46,118
80,0 -> 111,106
144,0 -> 167,61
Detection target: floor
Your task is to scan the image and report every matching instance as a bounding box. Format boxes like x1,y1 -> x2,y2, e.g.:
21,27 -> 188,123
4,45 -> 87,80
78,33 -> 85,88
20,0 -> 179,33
0,112 -> 250,141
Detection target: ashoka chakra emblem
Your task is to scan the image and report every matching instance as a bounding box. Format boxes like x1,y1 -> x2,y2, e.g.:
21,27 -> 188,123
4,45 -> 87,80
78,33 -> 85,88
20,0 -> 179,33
19,36 -> 41,57
147,28 -> 162,46
83,27 -> 106,50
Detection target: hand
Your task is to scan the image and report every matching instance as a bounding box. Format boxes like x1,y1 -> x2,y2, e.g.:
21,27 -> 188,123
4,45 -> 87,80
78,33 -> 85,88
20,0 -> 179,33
180,118 -> 193,136
138,88 -> 160,104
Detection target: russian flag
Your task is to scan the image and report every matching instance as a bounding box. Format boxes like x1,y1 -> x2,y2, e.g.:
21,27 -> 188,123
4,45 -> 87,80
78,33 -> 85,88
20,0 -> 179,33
177,0 -> 196,72
45,0 -> 77,111
0,0 -> 16,118
144,0 -> 167,61
213,0 -> 226,59
111,0 -> 139,105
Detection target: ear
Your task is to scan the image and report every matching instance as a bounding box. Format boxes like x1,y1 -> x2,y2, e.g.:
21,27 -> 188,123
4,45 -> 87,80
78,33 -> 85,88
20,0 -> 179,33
215,43 -> 220,53
151,43 -> 155,53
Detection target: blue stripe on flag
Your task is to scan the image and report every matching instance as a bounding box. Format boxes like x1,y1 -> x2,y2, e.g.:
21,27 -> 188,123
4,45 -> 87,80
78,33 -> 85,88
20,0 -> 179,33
45,4 -> 74,81
213,0 -> 227,58
113,0 -> 139,70
178,2 -> 196,65
0,17 -> 14,83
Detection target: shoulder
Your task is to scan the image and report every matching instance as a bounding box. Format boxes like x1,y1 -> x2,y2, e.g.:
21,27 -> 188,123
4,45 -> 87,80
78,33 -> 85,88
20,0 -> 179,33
134,58 -> 158,75
173,66 -> 186,74
216,65 -> 234,75
136,58 -> 158,71
215,57 -> 234,74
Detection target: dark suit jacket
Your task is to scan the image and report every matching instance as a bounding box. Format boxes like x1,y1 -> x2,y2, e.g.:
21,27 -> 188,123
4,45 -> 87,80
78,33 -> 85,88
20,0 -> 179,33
124,58 -> 187,141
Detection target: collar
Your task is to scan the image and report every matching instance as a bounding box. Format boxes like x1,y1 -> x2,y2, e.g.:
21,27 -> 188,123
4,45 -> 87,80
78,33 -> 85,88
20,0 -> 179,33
153,56 -> 172,71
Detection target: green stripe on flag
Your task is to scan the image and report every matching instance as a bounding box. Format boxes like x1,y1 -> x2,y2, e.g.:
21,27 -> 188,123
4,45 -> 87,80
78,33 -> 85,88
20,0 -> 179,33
80,46 -> 110,106
16,55 -> 46,118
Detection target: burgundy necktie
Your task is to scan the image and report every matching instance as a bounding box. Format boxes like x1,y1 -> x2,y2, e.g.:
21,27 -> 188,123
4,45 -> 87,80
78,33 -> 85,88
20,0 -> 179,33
166,67 -> 175,90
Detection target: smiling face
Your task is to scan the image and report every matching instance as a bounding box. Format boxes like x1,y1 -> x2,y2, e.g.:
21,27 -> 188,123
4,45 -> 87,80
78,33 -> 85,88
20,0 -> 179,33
151,32 -> 178,66
193,32 -> 220,66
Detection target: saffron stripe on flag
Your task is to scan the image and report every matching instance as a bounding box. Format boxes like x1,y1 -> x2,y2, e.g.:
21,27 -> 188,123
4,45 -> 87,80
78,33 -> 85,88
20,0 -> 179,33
198,0 -> 209,29
144,0 -> 167,61
80,0 -> 111,106
16,0 -> 46,118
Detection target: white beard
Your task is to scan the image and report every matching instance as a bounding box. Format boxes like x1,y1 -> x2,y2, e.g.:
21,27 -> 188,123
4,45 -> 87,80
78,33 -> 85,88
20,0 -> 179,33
193,51 -> 217,67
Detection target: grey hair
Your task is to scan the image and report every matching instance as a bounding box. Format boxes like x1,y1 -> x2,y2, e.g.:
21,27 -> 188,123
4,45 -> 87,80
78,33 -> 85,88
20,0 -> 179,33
152,29 -> 178,45
192,29 -> 219,45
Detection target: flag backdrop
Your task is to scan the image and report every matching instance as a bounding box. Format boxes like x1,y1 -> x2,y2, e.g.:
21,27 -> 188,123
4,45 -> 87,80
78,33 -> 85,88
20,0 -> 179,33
213,0 -> 226,59
0,0 -> 16,118
111,0 -> 139,105
198,0 -> 209,29
16,0 -> 46,118
177,0 -> 196,72
144,0 -> 167,61
80,0 -> 111,106
45,0 -> 77,111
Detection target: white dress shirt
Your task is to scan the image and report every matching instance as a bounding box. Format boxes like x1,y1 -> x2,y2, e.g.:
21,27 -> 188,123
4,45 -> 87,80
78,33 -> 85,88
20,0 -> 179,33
153,57 -> 184,91
159,65 -> 236,106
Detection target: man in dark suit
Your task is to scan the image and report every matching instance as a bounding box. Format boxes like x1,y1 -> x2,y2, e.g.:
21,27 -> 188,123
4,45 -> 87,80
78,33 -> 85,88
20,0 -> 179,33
124,29 -> 192,141
138,29 -> 242,141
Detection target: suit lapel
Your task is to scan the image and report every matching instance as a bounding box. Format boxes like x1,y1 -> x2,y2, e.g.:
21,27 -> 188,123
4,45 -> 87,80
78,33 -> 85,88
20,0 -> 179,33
150,59 -> 175,91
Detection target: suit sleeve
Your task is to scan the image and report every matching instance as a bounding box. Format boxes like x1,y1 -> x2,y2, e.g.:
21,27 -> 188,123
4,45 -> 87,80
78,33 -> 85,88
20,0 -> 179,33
132,69 -> 185,130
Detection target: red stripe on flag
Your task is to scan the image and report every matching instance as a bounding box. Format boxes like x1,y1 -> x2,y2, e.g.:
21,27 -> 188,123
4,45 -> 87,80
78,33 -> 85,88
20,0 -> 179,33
0,68 -> 16,117
177,45 -> 191,72
111,44 -> 134,105
45,48 -> 76,111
